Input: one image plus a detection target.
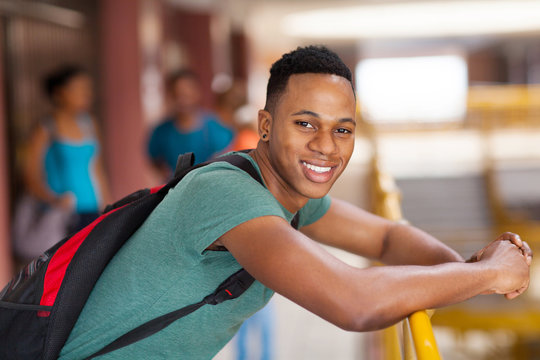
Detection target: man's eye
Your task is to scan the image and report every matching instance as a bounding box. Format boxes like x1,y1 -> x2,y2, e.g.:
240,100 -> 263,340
336,128 -> 352,134
296,121 -> 314,129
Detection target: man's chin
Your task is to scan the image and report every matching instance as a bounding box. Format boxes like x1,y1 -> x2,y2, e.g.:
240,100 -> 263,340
301,183 -> 333,200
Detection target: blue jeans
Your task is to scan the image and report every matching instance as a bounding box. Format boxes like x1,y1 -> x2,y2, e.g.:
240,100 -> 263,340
235,302 -> 275,360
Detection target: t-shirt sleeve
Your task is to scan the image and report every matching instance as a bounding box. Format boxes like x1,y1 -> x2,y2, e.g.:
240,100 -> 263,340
297,195 -> 332,228
169,164 -> 288,256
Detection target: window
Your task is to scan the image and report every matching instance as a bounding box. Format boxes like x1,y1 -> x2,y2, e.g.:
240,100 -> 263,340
356,55 -> 468,124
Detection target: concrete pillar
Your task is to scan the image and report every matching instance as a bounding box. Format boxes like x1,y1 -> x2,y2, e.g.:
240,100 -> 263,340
99,0 -> 153,200
0,27 -> 13,288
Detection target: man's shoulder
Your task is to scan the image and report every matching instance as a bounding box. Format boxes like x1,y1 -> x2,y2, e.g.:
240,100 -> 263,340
152,117 -> 176,133
188,156 -> 260,187
200,112 -> 232,130
162,157 -> 279,222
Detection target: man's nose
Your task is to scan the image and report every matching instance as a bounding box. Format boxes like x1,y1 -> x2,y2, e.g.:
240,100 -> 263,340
308,131 -> 337,155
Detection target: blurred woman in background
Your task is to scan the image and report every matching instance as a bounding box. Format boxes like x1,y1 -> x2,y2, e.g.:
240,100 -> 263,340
17,65 -> 111,259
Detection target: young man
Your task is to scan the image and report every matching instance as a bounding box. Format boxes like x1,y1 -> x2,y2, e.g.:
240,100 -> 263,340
147,69 -> 234,178
59,46 -> 531,359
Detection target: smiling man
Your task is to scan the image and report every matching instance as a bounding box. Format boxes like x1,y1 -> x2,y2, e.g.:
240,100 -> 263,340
59,46 -> 531,359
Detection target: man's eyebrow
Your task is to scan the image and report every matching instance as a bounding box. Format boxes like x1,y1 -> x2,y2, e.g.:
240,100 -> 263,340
291,110 -> 356,125
291,110 -> 320,117
339,118 -> 356,126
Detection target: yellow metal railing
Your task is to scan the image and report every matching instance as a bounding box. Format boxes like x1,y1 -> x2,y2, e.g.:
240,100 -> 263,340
430,85 -> 540,357
370,157 -> 442,360
364,84 -> 540,359
407,310 -> 441,360
467,84 -> 540,129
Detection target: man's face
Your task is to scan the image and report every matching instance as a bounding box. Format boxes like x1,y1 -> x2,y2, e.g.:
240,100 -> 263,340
262,73 -> 356,201
171,77 -> 201,113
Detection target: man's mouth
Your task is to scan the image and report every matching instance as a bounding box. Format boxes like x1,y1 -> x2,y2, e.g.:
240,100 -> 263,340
301,161 -> 332,174
300,160 -> 339,184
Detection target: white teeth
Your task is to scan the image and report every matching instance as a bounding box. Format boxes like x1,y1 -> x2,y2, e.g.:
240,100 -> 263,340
302,161 -> 331,173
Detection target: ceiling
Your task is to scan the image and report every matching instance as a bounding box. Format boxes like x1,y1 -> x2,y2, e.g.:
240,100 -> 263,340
165,0 -> 540,42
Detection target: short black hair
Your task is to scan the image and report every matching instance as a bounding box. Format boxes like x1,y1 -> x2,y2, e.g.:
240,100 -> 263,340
165,68 -> 199,93
264,45 -> 354,114
43,64 -> 87,100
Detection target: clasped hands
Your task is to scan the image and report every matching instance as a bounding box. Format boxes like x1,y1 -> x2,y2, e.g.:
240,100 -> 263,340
467,232 -> 533,299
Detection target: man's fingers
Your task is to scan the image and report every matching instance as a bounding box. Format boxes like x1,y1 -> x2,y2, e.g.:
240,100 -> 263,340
505,291 -> 520,300
474,233 -> 523,262
496,232 -> 523,248
506,277 -> 530,300
504,285 -> 528,300
495,232 -> 533,265
522,241 -> 533,265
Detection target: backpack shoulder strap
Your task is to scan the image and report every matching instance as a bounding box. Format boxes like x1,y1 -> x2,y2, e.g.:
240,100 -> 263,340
173,151 -> 261,185
210,152 -> 300,227
173,152 -> 195,178
76,113 -> 96,138
214,152 -> 264,186
85,269 -> 254,359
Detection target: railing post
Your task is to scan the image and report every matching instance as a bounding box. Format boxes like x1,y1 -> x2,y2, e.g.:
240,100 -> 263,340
370,156 -> 442,360
408,310 -> 441,360
381,324 -> 402,360
402,318 -> 415,360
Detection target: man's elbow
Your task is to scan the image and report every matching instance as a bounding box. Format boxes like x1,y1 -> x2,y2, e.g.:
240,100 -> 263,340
334,305 -> 397,332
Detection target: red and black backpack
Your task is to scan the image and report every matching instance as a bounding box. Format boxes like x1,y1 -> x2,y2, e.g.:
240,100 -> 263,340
0,152 -> 299,360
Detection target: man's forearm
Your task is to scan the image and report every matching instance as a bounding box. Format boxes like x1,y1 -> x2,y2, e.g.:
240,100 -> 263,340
346,260 -> 493,331
379,223 -> 464,265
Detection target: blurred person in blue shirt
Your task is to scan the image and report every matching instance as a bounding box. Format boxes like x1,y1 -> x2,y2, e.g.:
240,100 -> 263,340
147,69 -> 233,179
22,65 -> 111,244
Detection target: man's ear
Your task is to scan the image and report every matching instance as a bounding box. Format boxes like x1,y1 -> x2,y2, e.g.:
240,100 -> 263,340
258,110 -> 272,142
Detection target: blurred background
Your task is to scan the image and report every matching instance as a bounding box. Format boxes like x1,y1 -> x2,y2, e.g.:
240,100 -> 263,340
0,0 -> 540,359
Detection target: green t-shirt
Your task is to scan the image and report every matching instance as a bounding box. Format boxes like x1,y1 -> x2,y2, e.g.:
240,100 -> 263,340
59,152 -> 330,359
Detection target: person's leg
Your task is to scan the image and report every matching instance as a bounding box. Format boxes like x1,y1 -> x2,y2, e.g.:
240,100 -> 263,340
259,303 -> 275,360
235,318 -> 250,360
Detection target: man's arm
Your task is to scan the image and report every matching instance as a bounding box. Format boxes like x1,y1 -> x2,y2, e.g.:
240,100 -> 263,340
301,197 -> 463,265
220,215 -> 529,332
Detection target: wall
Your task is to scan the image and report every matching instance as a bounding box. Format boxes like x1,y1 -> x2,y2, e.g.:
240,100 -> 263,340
163,6 -> 214,108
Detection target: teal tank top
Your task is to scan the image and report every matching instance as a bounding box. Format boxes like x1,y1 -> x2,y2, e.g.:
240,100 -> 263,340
44,114 -> 100,213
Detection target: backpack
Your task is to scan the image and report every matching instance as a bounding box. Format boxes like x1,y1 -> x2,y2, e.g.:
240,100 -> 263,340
0,152 -> 299,360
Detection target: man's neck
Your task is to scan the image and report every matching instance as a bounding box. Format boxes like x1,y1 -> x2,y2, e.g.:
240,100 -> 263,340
174,112 -> 199,131
250,147 -> 309,214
